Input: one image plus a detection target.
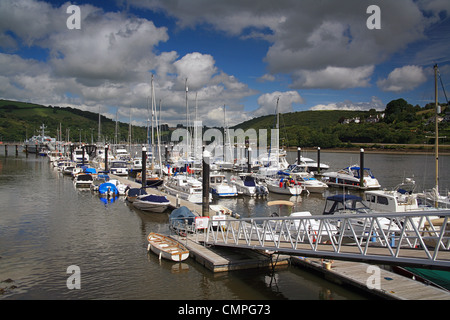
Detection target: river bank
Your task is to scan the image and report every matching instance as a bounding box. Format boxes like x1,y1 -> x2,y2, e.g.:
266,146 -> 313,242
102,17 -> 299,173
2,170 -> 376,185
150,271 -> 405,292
287,143 -> 450,155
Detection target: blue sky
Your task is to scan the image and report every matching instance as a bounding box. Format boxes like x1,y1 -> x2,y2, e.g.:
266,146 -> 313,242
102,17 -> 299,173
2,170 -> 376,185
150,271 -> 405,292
0,0 -> 449,127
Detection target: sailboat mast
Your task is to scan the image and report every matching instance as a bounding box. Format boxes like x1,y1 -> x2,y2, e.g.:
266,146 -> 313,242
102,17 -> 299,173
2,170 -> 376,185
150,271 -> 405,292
185,78 -> 189,160
434,64 -> 439,200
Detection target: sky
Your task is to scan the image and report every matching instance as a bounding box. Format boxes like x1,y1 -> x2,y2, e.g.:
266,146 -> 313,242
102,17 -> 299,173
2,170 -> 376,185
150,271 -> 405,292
0,0 -> 449,128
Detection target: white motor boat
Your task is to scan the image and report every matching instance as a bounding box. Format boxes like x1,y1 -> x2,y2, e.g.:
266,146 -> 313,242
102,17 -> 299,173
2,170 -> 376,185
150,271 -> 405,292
265,177 -> 305,196
109,160 -> 129,176
296,156 -> 329,173
322,194 -> 400,235
229,173 -> 269,197
72,147 -> 89,164
133,194 -> 170,213
208,172 -> 237,198
73,173 -> 94,188
282,165 -> 328,193
322,165 -> 381,190
164,173 -> 211,204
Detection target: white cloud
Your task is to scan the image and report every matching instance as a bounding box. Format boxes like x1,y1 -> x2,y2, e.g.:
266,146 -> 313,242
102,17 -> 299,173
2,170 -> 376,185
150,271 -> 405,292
130,0 -> 439,90
310,96 -> 384,111
0,0 -> 257,127
253,91 -> 304,117
291,66 -> 374,90
377,65 -> 427,92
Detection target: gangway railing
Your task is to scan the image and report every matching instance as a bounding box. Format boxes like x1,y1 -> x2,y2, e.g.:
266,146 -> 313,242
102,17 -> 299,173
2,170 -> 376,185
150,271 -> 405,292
203,210 -> 450,269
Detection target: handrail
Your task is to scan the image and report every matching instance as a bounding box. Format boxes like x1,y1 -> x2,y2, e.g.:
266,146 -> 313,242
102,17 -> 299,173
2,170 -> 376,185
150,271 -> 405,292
204,210 -> 450,269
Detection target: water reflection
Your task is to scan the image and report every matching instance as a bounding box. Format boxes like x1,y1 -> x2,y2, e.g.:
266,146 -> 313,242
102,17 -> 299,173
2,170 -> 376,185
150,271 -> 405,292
6,150 -> 447,299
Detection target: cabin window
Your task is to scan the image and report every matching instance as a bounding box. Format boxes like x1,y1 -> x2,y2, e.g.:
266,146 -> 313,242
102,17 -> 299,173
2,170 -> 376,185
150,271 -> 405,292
377,196 -> 389,205
366,195 -> 375,203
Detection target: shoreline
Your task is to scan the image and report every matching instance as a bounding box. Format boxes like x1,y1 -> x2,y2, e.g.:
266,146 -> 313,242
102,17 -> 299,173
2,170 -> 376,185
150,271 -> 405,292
287,145 -> 450,155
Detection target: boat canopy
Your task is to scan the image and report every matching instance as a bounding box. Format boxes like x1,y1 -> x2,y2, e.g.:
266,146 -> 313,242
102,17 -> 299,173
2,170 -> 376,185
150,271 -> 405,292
323,194 -> 370,215
243,176 -> 256,187
346,166 -> 375,178
139,195 -> 169,203
127,188 -> 147,197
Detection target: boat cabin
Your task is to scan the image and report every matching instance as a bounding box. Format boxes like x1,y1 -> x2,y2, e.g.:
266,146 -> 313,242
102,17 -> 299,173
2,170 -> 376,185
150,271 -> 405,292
323,194 -> 371,215
363,190 -> 420,212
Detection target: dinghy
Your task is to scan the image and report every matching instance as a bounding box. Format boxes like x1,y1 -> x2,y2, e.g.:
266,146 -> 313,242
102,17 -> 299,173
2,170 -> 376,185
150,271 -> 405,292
147,233 -> 189,261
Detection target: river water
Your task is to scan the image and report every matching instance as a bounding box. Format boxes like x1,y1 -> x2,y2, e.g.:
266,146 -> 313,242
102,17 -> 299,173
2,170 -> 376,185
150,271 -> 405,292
0,149 -> 448,300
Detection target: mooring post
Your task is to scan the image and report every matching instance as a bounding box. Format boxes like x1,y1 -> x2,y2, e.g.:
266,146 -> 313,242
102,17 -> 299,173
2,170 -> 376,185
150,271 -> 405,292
202,150 -> 210,217
141,146 -> 147,189
317,147 -> 321,174
360,148 -> 365,188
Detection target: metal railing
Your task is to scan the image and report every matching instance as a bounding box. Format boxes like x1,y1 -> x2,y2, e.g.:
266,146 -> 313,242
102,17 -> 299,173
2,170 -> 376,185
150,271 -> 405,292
203,210 -> 450,269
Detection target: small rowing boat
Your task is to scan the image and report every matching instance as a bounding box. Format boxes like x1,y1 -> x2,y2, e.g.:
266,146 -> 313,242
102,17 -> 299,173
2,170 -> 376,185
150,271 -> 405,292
147,233 -> 189,262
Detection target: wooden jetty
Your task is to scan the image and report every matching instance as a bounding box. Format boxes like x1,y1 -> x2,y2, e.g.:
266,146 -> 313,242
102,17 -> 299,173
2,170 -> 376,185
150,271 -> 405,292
291,256 -> 450,300
110,174 -> 450,300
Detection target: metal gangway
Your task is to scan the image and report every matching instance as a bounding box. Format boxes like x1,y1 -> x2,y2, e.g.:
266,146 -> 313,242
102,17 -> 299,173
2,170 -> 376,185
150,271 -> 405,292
200,210 -> 450,270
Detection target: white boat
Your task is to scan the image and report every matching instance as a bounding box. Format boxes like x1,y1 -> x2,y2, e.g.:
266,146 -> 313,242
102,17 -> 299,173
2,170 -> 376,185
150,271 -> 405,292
282,165 -> 328,193
229,173 -> 269,197
125,187 -> 147,203
208,172 -> 237,198
107,179 -> 129,195
109,160 -> 129,176
322,194 -> 400,234
133,194 -> 170,213
114,148 -> 131,161
23,124 -> 56,154
265,177 -> 304,196
296,156 -> 329,173
73,173 -> 94,188
72,147 -> 89,164
164,173 -> 211,204
147,232 -> 189,261
321,165 -> 381,190
363,179 -> 431,213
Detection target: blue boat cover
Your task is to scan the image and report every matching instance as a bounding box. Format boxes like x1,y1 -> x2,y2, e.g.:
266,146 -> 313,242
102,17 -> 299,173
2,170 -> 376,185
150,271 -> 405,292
170,206 -> 196,225
127,188 -> 147,197
98,182 -> 119,195
84,167 -> 97,174
243,176 -> 256,187
139,195 -> 169,203
326,194 -> 362,202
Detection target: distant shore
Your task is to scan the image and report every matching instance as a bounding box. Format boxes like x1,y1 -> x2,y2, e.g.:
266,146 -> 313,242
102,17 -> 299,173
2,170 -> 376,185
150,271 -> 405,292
287,144 -> 450,155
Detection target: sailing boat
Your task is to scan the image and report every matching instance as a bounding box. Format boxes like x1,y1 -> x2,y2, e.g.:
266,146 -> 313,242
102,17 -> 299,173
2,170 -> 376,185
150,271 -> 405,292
417,64 -> 450,208
254,97 -> 289,180
138,75 -> 164,187
213,106 -> 234,170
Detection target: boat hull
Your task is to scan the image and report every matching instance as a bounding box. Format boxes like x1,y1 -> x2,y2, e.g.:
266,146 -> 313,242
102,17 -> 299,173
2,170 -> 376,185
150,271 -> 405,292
147,233 -> 189,262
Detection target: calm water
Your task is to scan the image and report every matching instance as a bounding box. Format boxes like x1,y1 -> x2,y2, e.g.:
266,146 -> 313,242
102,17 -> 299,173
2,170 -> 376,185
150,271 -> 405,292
1,149 -> 448,300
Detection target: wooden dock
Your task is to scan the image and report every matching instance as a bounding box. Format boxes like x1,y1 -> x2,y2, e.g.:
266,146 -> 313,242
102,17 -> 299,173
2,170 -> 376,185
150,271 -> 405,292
111,173 -> 450,300
176,234 -> 290,273
291,256 -> 450,300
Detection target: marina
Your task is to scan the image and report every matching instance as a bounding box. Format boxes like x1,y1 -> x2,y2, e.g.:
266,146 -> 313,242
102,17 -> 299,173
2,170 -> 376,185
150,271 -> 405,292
1,147 -> 450,300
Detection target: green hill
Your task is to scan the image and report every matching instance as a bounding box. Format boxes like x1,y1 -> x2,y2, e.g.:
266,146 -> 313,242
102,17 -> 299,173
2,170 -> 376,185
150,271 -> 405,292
233,99 -> 450,148
0,99 -> 148,143
1,98 -> 448,149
